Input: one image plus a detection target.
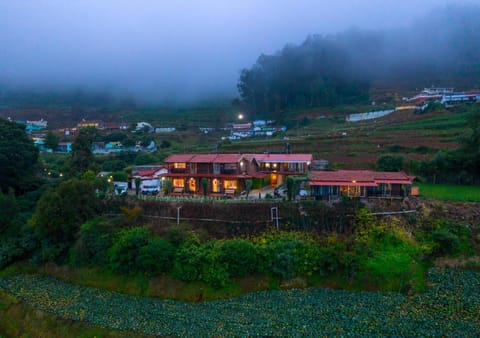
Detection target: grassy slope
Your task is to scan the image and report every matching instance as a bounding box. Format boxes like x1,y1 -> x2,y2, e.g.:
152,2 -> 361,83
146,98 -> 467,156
417,183 -> 480,202
206,107 -> 468,168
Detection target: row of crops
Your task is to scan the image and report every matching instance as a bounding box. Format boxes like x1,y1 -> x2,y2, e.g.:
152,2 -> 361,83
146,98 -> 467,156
0,268 -> 478,336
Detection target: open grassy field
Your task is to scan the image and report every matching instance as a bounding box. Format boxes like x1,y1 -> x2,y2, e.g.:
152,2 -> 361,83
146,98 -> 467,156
416,183 -> 480,202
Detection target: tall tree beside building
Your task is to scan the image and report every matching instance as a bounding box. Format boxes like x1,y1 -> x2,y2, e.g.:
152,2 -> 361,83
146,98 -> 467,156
32,178 -> 99,255
67,128 -> 97,177
0,118 -> 39,194
44,132 -> 59,151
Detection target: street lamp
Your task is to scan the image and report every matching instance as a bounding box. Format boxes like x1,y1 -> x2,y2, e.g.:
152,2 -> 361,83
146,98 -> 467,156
238,113 -> 244,120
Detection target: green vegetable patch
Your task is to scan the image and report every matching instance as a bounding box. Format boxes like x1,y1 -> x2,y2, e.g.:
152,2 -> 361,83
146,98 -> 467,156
0,268 -> 478,336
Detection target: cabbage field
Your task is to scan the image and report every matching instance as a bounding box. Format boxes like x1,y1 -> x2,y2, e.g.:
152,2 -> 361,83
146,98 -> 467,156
0,268 -> 479,336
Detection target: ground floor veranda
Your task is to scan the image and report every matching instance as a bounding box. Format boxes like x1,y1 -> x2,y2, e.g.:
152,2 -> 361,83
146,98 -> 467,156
164,172 -> 294,197
165,175 -> 262,197
310,183 -> 411,201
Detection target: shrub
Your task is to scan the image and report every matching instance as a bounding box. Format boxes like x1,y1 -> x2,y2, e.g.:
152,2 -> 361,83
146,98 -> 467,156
108,227 -> 150,274
135,153 -> 156,165
216,239 -> 259,278
0,190 -> 18,236
111,171 -> 128,182
166,223 -> 192,248
431,221 -> 474,257
32,240 -> 70,265
160,140 -> 171,148
172,237 -> 205,282
173,239 -> 230,288
32,179 -> 99,247
137,238 -> 175,276
376,155 -> 404,172
102,159 -> 127,172
200,243 -> 230,289
317,238 -> 346,276
258,233 -> 322,280
75,219 -> 113,266
354,223 -> 424,292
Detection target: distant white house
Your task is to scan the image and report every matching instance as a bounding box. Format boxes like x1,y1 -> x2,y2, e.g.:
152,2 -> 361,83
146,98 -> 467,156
253,120 -> 267,127
134,122 -> 154,133
155,127 -> 176,133
421,87 -> 454,95
346,109 -> 395,122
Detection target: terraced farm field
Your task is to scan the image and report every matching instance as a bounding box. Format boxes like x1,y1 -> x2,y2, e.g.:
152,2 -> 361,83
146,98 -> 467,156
220,108 -> 469,168
1,269 -> 479,336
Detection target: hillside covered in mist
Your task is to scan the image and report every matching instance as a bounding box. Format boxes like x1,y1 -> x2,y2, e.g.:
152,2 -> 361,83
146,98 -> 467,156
238,4 -> 480,117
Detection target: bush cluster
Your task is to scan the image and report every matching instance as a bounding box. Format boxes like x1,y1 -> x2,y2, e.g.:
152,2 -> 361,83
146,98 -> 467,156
60,208 -> 465,292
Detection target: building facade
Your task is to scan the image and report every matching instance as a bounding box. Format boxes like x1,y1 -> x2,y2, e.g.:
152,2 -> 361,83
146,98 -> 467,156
308,170 -> 415,200
163,153 -> 312,196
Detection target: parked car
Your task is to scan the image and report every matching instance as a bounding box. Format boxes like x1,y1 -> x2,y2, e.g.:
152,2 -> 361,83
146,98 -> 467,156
274,185 -> 288,198
113,182 -> 128,195
141,185 -> 159,195
297,189 -> 308,199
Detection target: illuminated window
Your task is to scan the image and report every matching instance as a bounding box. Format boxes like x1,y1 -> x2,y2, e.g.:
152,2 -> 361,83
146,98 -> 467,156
271,173 -> 277,185
174,162 -> 186,169
212,179 -> 220,192
224,180 -> 237,189
173,179 -> 184,187
189,178 -> 196,192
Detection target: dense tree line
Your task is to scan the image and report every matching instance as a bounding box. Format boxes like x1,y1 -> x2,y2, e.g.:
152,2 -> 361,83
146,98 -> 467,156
238,5 -> 480,118
0,118 -> 39,194
238,36 -> 370,119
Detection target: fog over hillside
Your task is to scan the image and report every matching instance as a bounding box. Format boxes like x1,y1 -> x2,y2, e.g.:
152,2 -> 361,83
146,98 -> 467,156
0,0 -> 478,105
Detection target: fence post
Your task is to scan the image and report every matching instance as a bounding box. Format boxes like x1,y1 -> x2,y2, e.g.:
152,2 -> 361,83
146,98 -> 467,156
271,207 -> 279,231
177,206 -> 182,224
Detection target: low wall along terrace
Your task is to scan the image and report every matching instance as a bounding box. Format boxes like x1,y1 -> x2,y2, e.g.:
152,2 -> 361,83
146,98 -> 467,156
100,199 -> 358,237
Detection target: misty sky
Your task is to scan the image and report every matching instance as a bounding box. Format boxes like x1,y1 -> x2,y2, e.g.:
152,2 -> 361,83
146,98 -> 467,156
0,0 -> 477,103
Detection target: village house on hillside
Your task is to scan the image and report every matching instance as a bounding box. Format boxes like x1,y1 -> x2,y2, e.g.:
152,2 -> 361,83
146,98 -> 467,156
163,153 -> 312,197
308,170 -> 415,201
77,119 -> 104,129
130,165 -> 168,193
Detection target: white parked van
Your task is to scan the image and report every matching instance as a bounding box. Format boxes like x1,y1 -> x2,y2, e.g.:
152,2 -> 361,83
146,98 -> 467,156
141,179 -> 160,195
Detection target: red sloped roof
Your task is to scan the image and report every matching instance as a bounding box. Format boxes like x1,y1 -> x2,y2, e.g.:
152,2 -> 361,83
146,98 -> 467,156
164,154 -> 195,163
164,153 -> 243,164
309,170 -> 372,182
212,154 -> 244,163
370,171 -> 414,184
164,153 -> 313,164
309,170 -> 413,186
134,167 -> 168,178
137,170 -> 156,177
242,154 -> 256,162
309,181 -> 377,187
253,153 -> 313,163
190,154 -> 219,163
